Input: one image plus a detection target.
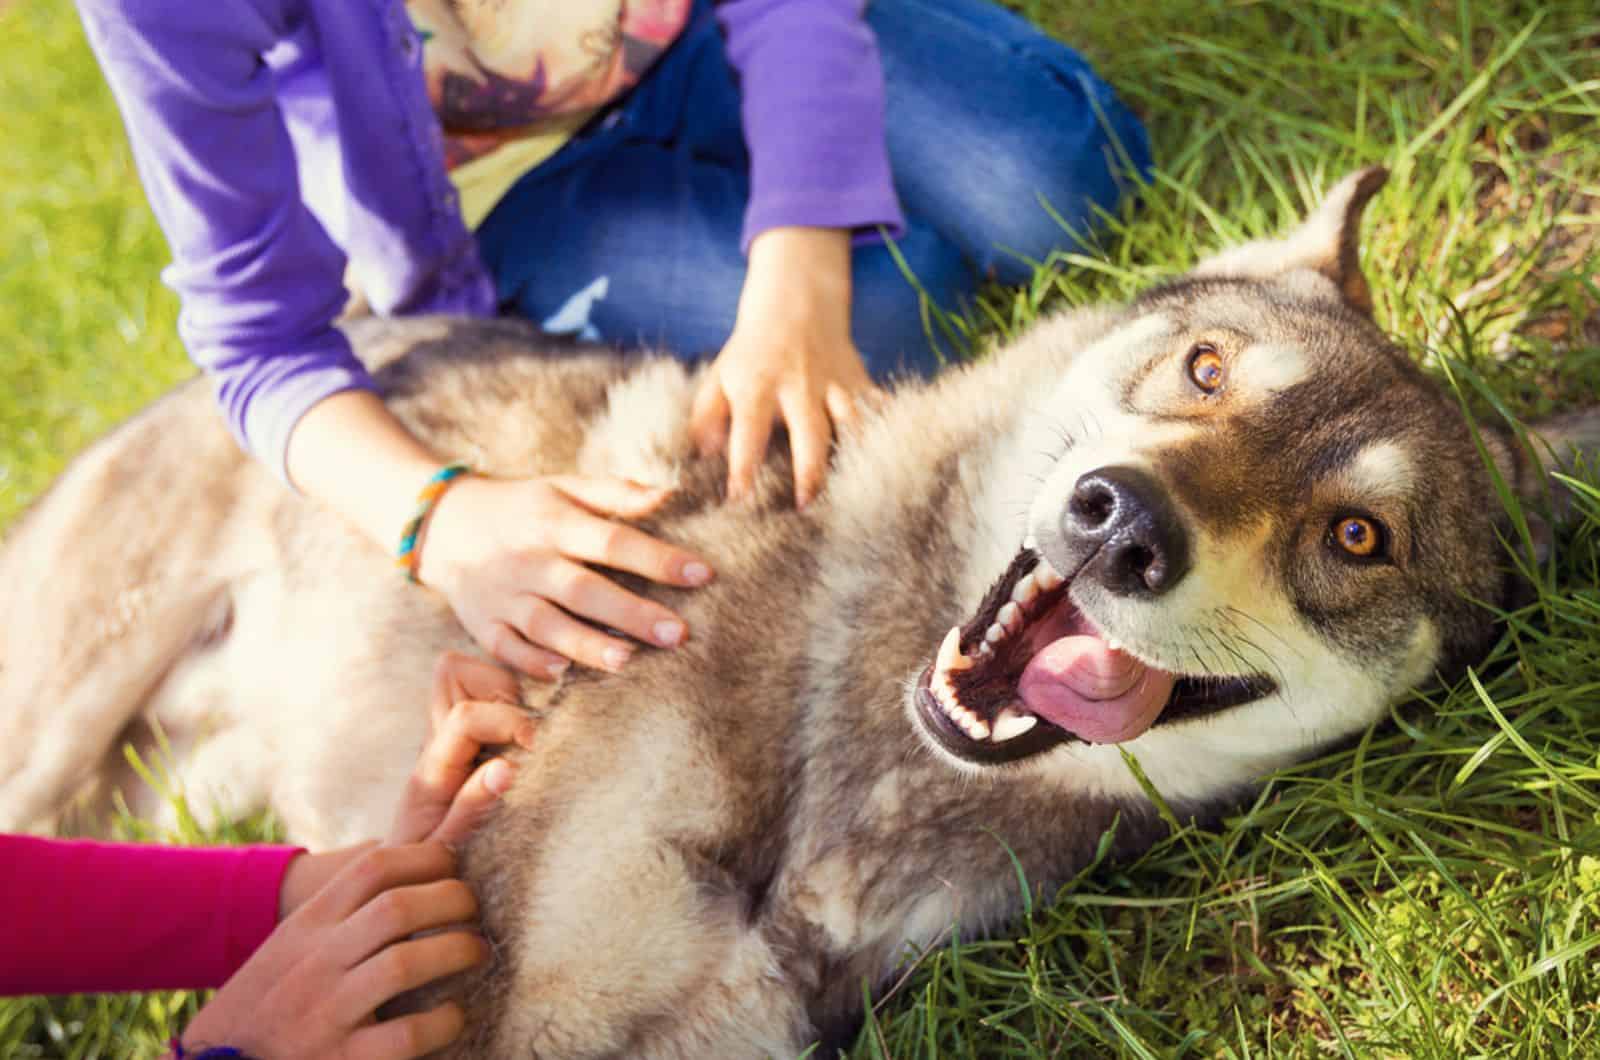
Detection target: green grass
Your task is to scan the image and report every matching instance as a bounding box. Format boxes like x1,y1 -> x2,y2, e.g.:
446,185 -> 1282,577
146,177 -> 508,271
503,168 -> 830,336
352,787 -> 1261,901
0,0 -> 189,529
2,0 -> 1598,1056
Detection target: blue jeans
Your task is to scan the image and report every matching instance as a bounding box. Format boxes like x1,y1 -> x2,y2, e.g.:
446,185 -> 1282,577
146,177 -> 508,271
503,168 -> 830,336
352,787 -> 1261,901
476,0 -> 1151,380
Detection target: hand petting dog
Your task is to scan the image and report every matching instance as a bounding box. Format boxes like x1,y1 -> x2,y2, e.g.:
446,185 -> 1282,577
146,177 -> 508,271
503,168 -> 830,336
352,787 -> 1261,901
176,652 -> 528,1060
387,650 -> 531,849
691,225 -> 879,509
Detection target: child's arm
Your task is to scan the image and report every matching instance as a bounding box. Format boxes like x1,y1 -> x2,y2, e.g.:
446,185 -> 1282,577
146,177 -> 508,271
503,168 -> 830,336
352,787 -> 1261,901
2,653 -> 531,1059
0,836 -> 304,997
266,650 -> 531,920
692,0 -> 904,506
0,654 -> 524,999
75,0 -> 381,474
173,652 -> 531,1058
75,0 -> 714,682
173,841 -> 483,1060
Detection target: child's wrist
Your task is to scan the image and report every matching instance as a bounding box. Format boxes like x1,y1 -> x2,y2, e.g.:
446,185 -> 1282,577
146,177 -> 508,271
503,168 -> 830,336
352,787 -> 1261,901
277,844 -> 372,921
740,228 -> 853,336
396,462 -> 473,584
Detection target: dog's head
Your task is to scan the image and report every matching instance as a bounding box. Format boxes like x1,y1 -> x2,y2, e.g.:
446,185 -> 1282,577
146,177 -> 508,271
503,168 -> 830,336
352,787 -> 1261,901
911,168 -> 1599,803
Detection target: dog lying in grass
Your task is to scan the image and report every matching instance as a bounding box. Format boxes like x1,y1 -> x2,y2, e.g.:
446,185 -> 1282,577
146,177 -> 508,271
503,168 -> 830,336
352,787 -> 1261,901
2,168 -> 1595,1056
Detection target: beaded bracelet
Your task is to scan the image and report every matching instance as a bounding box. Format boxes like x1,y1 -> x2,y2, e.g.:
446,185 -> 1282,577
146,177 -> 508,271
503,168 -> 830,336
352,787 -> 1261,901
395,461 -> 471,583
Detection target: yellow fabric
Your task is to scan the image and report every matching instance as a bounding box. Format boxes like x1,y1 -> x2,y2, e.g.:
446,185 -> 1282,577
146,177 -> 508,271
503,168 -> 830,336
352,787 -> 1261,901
449,112 -> 595,229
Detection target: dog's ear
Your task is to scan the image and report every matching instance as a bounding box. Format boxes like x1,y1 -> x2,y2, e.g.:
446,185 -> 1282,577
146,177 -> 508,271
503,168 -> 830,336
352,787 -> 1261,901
1488,406 -> 1600,564
1192,166 -> 1389,314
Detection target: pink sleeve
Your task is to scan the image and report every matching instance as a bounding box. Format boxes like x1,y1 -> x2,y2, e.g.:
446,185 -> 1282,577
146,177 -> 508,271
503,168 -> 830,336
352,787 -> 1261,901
0,835 -> 303,996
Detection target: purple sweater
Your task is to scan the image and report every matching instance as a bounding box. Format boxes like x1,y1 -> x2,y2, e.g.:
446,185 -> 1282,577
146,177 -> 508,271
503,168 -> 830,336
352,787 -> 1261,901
77,0 -> 902,479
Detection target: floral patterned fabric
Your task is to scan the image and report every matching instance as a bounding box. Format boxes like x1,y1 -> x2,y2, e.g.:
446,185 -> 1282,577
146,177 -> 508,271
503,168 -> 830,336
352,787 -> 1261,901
407,0 -> 693,168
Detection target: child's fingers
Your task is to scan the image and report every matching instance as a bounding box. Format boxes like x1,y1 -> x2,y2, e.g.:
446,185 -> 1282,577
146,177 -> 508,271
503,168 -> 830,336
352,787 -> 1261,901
550,475 -> 675,520
429,652 -> 520,729
389,696 -> 522,847
315,842 -> 457,922
476,620 -> 571,684
689,374 -> 731,457
421,699 -> 532,797
415,698 -> 533,800
780,388 -> 832,509
350,1002 -> 468,1060
334,877 -> 480,970
726,391 -> 777,501
340,930 -> 489,1027
429,756 -> 518,848
461,699 -> 537,751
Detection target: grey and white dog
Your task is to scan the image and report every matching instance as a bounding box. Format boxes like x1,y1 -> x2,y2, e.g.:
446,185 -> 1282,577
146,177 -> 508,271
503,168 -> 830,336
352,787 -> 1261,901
2,168 -> 1595,1056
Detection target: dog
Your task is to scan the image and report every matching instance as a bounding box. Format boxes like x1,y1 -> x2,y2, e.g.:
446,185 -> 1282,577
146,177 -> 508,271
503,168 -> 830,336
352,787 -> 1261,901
2,168 -> 1595,1056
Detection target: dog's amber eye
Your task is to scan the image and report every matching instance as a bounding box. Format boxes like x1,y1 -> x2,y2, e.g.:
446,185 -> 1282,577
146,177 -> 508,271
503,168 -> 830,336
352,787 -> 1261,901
1331,515 -> 1385,559
1187,344 -> 1225,393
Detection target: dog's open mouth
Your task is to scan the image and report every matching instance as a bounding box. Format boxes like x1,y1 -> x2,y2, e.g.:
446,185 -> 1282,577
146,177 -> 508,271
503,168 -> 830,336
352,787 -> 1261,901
913,549 -> 1277,765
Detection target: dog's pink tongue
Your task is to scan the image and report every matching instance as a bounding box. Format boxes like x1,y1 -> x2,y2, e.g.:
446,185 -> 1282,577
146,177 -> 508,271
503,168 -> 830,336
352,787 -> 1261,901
1018,636 -> 1177,744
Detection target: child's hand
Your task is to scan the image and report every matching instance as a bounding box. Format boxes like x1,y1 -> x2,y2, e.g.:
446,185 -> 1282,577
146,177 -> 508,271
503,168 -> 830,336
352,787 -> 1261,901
179,841 -> 487,1060
691,225 -> 878,508
285,392 -> 716,684
274,653 -> 529,923
388,651 -> 535,848
418,474 -> 715,678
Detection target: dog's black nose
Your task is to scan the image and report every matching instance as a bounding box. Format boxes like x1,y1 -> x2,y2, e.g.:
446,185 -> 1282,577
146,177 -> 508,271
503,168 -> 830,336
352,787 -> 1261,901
1065,466 -> 1191,597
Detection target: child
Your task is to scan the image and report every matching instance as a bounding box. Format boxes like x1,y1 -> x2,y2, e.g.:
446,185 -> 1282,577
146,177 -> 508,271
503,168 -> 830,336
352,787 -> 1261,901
2,653 -> 527,1059
75,0 -> 1150,681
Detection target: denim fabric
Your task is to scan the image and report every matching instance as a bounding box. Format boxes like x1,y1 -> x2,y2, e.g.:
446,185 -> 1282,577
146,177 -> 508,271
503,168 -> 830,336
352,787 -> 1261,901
477,0 -> 1152,381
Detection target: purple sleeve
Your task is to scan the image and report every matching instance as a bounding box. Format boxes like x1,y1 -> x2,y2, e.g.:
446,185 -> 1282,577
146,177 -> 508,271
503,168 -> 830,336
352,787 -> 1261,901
716,0 -> 905,251
76,0 -> 380,481
0,836 -> 304,996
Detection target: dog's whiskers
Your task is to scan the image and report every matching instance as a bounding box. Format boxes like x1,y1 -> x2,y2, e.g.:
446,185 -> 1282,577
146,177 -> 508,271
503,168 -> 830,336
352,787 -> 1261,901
1229,632 -> 1287,691
1209,609 -> 1288,689
1221,606 -> 1302,662
1213,630 -> 1271,691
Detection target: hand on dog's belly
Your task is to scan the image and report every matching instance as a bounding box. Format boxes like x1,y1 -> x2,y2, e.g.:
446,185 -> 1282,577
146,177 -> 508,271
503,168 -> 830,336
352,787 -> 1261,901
1019,638 -> 1175,744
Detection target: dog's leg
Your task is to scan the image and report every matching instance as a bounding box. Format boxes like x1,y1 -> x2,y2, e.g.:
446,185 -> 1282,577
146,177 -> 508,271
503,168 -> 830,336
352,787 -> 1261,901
0,384 -> 261,832
0,582 -> 236,832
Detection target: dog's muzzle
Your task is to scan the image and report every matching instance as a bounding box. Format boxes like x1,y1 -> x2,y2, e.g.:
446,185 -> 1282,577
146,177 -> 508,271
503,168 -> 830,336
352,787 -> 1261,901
1065,466 -> 1191,597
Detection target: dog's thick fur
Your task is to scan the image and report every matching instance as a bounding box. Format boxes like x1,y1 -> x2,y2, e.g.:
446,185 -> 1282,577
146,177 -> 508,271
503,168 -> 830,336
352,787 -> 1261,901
3,170 -> 1597,1056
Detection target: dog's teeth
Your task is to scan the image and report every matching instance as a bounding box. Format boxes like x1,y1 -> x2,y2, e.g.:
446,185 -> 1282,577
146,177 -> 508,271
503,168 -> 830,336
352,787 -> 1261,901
1035,561 -> 1065,591
936,625 -> 974,674
930,653 -> 999,741
1107,636 -> 1123,653
932,686 -> 991,741
998,602 -> 1023,633
985,623 -> 1007,645
1023,534 -> 1038,551
990,708 -> 1038,743
1011,575 -> 1039,607
976,642 -> 993,657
